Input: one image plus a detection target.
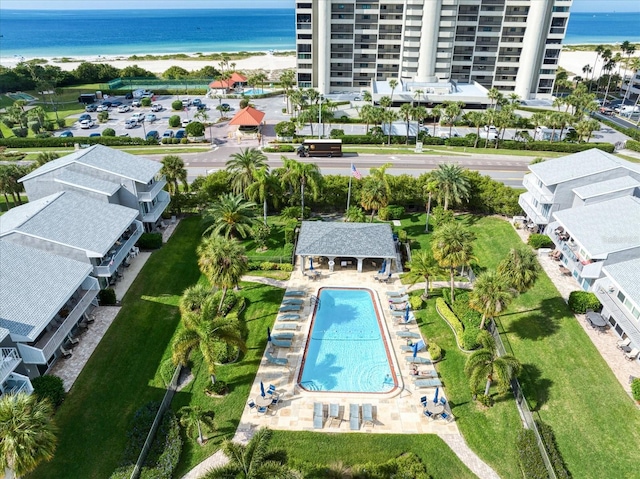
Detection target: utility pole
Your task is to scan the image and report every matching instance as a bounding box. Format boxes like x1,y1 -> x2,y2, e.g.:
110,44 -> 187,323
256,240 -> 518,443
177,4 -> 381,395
425,191 -> 432,233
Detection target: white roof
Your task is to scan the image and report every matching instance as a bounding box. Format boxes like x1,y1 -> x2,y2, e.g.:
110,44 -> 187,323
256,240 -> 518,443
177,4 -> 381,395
20,144 -> 161,184
0,191 -> 139,256
529,149 -> 640,186
0,240 -> 93,339
604,257 -> 640,306
552,196 -> 640,257
572,176 -> 640,199
55,169 -> 121,196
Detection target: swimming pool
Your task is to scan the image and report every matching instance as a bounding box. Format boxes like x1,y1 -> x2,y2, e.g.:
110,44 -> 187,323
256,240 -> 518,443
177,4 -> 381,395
298,288 -> 396,393
242,88 -> 270,96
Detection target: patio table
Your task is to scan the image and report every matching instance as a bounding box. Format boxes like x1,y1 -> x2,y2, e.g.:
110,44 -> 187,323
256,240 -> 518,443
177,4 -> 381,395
586,311 -> 607,328
426,402 -> 444,415
255,395 -> 273,407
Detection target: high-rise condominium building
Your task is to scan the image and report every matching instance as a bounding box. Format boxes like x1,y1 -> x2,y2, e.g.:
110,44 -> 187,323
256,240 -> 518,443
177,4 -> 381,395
295,0 -> 572,99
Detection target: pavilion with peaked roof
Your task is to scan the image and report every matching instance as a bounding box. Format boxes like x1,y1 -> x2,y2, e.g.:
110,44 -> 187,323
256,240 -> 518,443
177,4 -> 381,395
208,72 -> 248,93
295,221 -> 398,273
228,106 -> 266,142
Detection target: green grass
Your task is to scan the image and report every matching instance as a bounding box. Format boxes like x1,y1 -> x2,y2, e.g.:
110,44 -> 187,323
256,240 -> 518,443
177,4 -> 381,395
616,153 -> 640,163
118,147 -> 212,155
245,270 -> 291,281
30,217 -> 203,479
0,195 -> 28,213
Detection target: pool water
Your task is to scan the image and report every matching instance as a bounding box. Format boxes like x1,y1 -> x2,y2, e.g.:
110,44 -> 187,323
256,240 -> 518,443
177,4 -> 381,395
242,88 -> 269,95
299,288 -> 396,393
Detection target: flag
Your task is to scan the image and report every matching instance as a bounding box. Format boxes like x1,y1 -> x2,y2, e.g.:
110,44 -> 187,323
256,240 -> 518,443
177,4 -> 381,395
351,164 -> 362,180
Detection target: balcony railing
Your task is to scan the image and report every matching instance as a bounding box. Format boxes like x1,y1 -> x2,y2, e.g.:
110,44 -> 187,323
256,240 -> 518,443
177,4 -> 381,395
0,348 -> 21,384
137,176 -> 167,202
594,280 -> 640,348
141,190 -> 170,223
95,221 -> 144,277
522,174 -> 554,203
518,194 -> 550,225
1,373 -> 33,396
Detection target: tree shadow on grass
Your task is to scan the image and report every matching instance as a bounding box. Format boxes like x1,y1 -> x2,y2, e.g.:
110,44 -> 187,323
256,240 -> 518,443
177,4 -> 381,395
519,363 -> 553,412
502,297 -> 567,341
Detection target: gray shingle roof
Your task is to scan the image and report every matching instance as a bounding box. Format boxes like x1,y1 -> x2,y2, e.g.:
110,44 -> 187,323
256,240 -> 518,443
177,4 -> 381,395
20,144 -> 161,184
2,191 -> 139,256
529,150 -> 640,186
0,327 -> 9,343
0,240 -> 93,339
604,257 -> 640,306
572,176 -> 640,199
55,169 -> 121,196
296,221 -> 397,258
552,196 -> 640,257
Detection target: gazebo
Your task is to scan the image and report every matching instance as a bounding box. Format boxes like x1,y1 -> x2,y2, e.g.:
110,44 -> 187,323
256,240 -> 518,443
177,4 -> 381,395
228,106 -> 265,141
208,72 -> 248,94
295,221 -> 398,273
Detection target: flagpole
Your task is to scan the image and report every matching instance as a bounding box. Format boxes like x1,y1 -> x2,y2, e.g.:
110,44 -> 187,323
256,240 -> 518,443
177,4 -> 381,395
346,163 -> 353,215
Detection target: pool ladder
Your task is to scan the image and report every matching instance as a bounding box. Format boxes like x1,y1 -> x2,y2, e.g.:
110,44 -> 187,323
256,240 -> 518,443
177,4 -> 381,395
310,295 -> 320,307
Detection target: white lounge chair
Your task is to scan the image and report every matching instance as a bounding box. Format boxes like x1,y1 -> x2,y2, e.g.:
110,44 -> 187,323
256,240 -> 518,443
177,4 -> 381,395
414,378 -> 442,388
328,403 -> 342,427
396,331 -> 420,339
265,351 -> 288,366
405,356 -> 432,364
386,287 -> 407,297
400,339 -> 426,353
60,346 -> 73,358
274,323 -> 298,331
617,337 -> 631,350
625,348 -> 639,361
389,295 -> 409,304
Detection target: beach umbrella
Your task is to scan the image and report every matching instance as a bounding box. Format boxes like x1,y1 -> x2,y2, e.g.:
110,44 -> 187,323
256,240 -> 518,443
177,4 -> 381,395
405,303 -> 410,323
267,326 -> 271,342
380,259 -> 386,273
260,380 -> 265,397
412,341 -> 419,358
433,386 -> 439,405
309,258 -> 314,270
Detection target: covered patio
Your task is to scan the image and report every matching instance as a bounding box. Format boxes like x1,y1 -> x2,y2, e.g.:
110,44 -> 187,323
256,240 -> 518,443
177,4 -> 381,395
228,106 -> 265,142
295,221 -> 398,274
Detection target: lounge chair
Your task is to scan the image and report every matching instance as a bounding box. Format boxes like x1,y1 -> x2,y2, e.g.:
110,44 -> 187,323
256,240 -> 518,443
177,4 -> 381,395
410,371 -> 438,380
279,304 -> 302,312
617,337 -> 631,350
389,295 -> 409,304
391,309 -> 410,317
414,378 -> 442,388
271,395 -> 281,407
272,332 -> 295,340
313,402 -> 324,429
625,348 -> 639,361
395,313 -> 416,326
265,351 -> 288,366
349,403 -> 360,430
405,356 -> 432,364
396,331 -> 420,339
374,273 -> 392,282
282,298 -> 304,305
284,290 -> 306,297
60,346 -> 73,358
386,287 -> 407,297
270,338 -> 292,348
328,403 -> 341,427
400,339 -> 426,353
362,403 -> 374,427
390,302 -> 409,311
278,314 -> 301,321
274,323 -> 298,330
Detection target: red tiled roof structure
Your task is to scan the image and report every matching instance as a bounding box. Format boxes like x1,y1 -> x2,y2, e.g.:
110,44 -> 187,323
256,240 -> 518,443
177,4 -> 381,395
208,72 -> 248,89
228,106 -> 265,126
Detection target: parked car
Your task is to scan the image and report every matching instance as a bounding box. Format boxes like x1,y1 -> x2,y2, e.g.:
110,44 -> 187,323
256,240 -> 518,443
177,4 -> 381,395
59,131 -> 74,138
132,99 -> 142,107
181,118 -> 191,127
151,103 -> 163,112
89,132 -> 101,137
181,99 -> 191,107
146,130 -> 159,141
96,105 -> 108,112
175,129 -> 186,139
118,104 -> 131,113
196,104 -> 207,111
80,119 -> 95,129
85,104 -> 97,112
79,113 -> 92,122
162,130 -> 174,139
125,92 -> 134,100
192,98 -> 202,106
110,100 -> 122,107
221,103 -> 231,110
124,119 -> 137,129
145,113 -> 157,123
131,113 -> 145,123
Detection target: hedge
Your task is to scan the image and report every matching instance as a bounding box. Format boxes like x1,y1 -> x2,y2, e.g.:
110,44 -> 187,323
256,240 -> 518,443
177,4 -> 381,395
378,204 -> 405,220
0,136 -> 146,148
263,144 -> 296,153
137,232 -> 163,250
626,139 -> 640,153
98,288 -> 117,305
516,428 -> 548,479
492,140 -> 615,153
632,378 -> 640,402
31,375 -> 66,409
435,298 -> 466,349
536,421 -> 571,479
567,291 -> 601,314
527,234 -> 554,249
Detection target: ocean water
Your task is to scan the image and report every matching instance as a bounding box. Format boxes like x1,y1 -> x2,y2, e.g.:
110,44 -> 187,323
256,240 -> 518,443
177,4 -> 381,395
565,12 -> 640,44
0,8 -> 296,57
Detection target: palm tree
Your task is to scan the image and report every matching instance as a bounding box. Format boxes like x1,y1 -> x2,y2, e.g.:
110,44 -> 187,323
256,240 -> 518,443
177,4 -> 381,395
172,288 -> 246,380
161,155 -> 188,196
245,167 -> 280,225
404,250 -> 442,299
362,90 -> 373,105
430,105 -> 443,136
0,393 -> 57,478
280,157 -> 322,216
590,45 -> 605,91
497,246 -> 540,294
431,163 -> 470,211
360,178 -> 389,222
279,69 -> 295,114
465,330 -> 521,396
203,193 -> 257,239
388,78 -> 398,104
487,87 -> 502,109
205,428 -> 297,479
432,222 -> 476,302
226,148 -> 267,195
369,162 -> 392,197
442,101 -> 463,138
469,271 -> 512,330
413,88 -> 424,107
530,112 -> 548,141
35,151 -> 59,167
179,406 -> 216,445
383,108 -> 399,145
622,56 -> 640,104
399,103 -> 414,145
359,104 -> 377,133
466,111 -> 486,148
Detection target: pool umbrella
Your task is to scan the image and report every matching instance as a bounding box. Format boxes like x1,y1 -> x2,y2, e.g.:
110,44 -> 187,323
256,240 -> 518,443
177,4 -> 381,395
309,258 -> 314,270
412,341 -> 419,358
379,259 -> 386,274
267,327 -> 271,342
260,381 -> 265,397
433,386 -> 439,405
405,303 -> 410,323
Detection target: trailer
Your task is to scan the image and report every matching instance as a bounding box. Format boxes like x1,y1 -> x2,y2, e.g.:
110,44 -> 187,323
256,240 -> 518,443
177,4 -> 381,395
78,93 -> 97,104
297,139 -> 343,157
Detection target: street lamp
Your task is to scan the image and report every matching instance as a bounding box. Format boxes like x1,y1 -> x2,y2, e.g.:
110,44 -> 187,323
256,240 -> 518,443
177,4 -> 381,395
318,95 -> 324,139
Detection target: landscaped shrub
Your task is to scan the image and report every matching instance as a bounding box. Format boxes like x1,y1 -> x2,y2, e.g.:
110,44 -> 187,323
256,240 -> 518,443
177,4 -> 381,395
428,342 -> 442,361
378,204 -> 405,220
168,115 -> 181,127
29,121 -> 40,134
97,111 -> 109,122
31,375 -> 66,409
436,298 -> 465,348
279,263 -> 294,272
284,226 -> 296,244
171,100 -> 183,111
476,393 -> 493,407
260,261 -> 278,270
397,229 -> 408,243
262,144 -> 295,153
139,410 -> 181,479
102,127 -> 116,137
120,402 -> 161,466
516,428 -> 548,479
0,136 -> 146,147
185,121 -> 204,137
568,291 -> 601,314
99,288 -> 117,305
461,327 -> 481,350
432,206 -> 455,227
280,206 -> 303,220
409,295 -> 424,310
536,420 -> 572,479
632,378 -> 640,402
137,232 -> 163,250
140,97 -> 152,107
626,139 -> 640,153
205,380 -> 228,396
450,291 -> 483,329
527,234 -> 554,249
211,290 -> 238,316
329,128 -> 345,138
11,127 -> 28,137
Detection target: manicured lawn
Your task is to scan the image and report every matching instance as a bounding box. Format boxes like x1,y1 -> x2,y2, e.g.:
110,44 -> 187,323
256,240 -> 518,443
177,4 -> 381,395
0,194 -> 28,213
31,217 -> 203,479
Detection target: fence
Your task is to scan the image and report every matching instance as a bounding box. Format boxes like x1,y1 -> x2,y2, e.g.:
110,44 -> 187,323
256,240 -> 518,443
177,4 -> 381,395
129,364 -> 182,479
106,77 -> 212,92
488,320 -> 557,479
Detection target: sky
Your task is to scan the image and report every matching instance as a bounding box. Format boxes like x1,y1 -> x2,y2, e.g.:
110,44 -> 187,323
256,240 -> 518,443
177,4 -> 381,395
0,0 -> 638,12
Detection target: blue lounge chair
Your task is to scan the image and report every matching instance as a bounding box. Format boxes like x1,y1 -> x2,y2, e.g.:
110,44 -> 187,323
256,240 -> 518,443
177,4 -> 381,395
391,309 -> 410,317
272,332 -> 295,340
270,338 -> 292,348
279,304 -> 302,312
274,323 -> 298,330
396,331 -> 420,339
400,339 -> 426,353
349,403 -> 360,430
313,402 -> 324,429
282,298 -> 303,305
388,295 -> 409,304
362,404 -> 374,427
405,356 -> 432,364
414,378 -> 442,388
265,351 -> 288,366
278,314 -> 300,321
267,384 -> 276,394
284,290 -> 306,297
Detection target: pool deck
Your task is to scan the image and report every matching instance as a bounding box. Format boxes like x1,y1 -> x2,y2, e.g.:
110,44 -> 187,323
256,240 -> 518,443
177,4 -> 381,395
238,267 -> 459,436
